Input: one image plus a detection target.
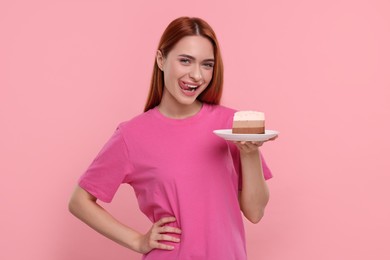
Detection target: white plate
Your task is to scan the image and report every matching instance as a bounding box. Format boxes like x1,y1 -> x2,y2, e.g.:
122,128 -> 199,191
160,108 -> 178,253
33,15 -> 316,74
213,129 -> 279,142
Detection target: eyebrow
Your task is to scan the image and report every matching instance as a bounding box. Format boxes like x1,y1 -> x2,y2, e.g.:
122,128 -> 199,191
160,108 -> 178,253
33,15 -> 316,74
178,54 -> 215,63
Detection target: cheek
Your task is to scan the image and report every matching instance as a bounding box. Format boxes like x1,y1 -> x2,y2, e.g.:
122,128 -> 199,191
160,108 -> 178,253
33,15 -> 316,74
169,63 -> 188,77
204,70 -> 214,82
163,67 -> 178,86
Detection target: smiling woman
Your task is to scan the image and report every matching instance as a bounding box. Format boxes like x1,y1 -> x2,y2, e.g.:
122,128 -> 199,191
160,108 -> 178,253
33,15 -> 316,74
145,17 -> 224,112
68,16 -> 275,260
155,35 -> 214,116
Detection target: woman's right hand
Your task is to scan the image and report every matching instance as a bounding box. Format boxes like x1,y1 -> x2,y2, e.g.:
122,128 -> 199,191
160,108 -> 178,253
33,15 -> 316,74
135,216 -> 182,254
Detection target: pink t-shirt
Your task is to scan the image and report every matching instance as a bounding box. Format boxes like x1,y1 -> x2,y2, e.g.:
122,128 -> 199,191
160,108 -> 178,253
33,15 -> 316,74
79,103 -> 272,260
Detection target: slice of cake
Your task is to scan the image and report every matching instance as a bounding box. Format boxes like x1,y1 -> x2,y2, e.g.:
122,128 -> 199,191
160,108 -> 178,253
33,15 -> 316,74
232,111 -> 265,134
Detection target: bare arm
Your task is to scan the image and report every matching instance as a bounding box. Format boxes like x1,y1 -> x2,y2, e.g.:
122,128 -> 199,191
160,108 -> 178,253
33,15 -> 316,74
68,186 -> 181,254
235,142 -> 270,224
68,186 -> 144,251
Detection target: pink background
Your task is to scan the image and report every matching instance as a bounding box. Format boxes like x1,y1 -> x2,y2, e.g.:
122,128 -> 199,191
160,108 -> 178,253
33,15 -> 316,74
1,0 -> 390,259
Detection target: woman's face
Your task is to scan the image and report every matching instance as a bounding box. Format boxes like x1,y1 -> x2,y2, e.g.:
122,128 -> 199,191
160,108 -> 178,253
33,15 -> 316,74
157,35 -> 215,107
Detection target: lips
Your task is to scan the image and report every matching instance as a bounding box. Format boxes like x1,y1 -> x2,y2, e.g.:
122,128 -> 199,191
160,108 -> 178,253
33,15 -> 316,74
179,80 -> 202,93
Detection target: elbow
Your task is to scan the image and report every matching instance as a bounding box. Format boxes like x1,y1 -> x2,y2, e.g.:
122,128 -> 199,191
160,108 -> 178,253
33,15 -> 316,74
68,186 -> 98,217
68,186 -> 88,216
245,209 -> 265,224
68,195 -> 79,216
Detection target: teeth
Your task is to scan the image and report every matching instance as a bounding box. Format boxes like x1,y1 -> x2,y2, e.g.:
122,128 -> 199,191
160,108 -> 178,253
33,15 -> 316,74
186,84 -> 198,89
184,87 -> 196,92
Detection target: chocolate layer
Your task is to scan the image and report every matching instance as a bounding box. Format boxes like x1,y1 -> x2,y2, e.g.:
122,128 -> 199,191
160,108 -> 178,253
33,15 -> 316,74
232,127 -> 265,134
233,120 -> 265,128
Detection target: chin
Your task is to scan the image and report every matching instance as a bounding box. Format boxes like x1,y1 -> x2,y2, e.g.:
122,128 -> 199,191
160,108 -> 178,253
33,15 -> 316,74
178,97 -> 198,105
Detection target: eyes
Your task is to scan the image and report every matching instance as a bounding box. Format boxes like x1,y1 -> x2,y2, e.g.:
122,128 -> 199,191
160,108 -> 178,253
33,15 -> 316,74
179,58 -> 214,69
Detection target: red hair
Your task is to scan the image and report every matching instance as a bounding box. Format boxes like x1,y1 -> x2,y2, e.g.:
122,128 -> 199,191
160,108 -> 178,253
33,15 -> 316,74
144,17 -> 224,112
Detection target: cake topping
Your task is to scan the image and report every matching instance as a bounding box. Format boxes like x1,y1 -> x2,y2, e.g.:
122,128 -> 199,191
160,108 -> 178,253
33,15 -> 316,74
233,111 -> 265,121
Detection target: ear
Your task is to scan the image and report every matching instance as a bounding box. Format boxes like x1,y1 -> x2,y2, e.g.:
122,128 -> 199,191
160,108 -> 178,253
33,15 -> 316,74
156,50 -> 165,71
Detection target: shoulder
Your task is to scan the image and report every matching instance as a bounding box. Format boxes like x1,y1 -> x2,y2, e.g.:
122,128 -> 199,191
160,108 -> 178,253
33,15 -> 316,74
203,104 -> 238,128
116,109 -> 156,134
206,103 -> 237,117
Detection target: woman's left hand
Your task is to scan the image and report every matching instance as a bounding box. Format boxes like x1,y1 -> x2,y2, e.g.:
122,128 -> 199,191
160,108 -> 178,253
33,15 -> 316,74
234,136 -> 278,154
234,141 -> 263,154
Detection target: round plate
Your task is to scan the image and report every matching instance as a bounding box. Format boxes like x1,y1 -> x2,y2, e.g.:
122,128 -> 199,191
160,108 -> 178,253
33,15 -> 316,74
213,129 -> 279,142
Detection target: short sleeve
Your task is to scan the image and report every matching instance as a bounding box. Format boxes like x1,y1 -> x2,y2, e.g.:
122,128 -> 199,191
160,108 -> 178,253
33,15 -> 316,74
229,143 -> 273,191
78,127 -> 132,203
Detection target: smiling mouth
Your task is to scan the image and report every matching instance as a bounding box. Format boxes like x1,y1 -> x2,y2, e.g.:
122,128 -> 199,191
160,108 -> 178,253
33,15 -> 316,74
179,81 -> 201,92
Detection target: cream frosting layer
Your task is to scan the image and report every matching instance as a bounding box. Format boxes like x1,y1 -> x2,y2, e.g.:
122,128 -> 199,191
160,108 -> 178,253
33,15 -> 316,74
233,111 -> 265,121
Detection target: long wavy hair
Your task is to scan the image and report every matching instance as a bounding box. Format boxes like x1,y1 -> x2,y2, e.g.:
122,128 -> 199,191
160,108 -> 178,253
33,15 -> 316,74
144,17 -> 224,112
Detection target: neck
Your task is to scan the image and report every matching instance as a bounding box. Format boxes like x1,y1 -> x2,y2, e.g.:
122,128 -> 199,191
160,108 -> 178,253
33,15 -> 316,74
158,95 -> 203,119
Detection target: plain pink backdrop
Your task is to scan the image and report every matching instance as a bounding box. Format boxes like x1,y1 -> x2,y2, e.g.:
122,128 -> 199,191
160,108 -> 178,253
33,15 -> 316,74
1,0 -> 390,259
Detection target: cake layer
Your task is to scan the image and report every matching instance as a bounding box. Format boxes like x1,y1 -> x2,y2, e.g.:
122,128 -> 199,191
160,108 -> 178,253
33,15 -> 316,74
233,120 -> 265,128
232,127 -> 265,134
233,111 -> 265,121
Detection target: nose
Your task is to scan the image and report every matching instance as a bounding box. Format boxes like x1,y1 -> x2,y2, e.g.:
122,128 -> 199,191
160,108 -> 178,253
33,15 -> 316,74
189,65 -> 203,82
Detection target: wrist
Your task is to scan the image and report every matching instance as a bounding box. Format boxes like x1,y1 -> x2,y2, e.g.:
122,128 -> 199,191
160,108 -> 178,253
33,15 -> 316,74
124,230 -> 145,253
240,149 -> 260,158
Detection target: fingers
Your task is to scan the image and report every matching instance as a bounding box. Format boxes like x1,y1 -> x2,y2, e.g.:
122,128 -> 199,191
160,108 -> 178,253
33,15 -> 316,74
149,217 -> 181,251
234,141 -> 263,146
235,138 -> 280,147
250,141 -> 263,146
158,225 -> 182,235
156,216 -> 177,226
269,135 -> 278,141
233,141 -> 265,154
150,233 -> 180,251
156,233 -> 181,243
153,242 -> 175,250
149,237 -> 175,251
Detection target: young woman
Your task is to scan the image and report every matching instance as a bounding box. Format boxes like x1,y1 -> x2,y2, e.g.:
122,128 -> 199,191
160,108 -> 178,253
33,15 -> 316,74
69,16 -> 274,259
